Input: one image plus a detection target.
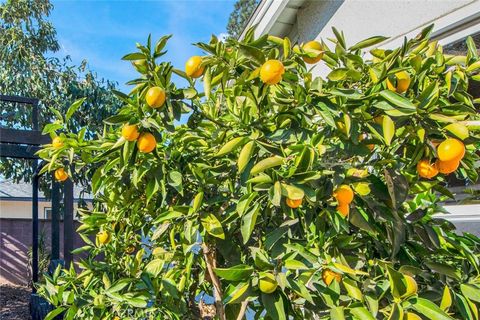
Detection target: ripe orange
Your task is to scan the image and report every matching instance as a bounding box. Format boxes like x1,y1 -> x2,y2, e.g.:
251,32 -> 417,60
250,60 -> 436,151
336,203 -> 349,217
302,41 -> 323,64
97,231 -> 110,245
386,71 -> 410,93
436,158 -> 460,174
334,185 -> 354,204
52,136 -> 64,149
416,159 -> 438,179
286,197 -> 302,208
54,168 -> 68,182
437,138 -> 465,162
185,56 -> 204,78
121,124 -> 140,141
137,133 -> 156,153
322,269 -> 342,286
146,87 -> 166,108
260,59 -> 285,85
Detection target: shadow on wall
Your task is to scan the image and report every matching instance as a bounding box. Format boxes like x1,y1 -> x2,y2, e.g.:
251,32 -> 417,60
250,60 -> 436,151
0,219 -> 84,286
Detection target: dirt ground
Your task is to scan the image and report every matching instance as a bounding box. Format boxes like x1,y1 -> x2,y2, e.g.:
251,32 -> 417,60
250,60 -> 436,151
0,284 -> 31,320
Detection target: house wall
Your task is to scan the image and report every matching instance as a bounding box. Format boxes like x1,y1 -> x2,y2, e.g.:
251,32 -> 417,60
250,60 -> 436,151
0,218 -> 84,286
293,0 -> 479,76
0,200 -> 51,219
0,200 -> 86,219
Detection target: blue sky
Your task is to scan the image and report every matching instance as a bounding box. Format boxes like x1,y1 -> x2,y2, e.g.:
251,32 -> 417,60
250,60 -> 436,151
50,0 -> 236,90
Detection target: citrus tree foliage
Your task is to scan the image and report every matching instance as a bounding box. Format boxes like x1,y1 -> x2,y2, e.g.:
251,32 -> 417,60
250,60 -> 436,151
37,26 -> 480,319
0,0 -> 120,183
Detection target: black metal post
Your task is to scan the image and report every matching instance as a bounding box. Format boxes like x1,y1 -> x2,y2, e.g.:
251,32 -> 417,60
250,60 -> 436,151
32,99 -> 39,130
63,179 -> 74,267
32,166 -> 39,291
51,177 -> 60,260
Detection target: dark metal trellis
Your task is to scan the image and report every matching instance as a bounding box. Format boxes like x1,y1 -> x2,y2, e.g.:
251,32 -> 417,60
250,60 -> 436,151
0,95 -> 74,319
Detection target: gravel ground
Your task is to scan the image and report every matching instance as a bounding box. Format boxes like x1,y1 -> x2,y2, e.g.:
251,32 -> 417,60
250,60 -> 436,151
0,284 -> 31,320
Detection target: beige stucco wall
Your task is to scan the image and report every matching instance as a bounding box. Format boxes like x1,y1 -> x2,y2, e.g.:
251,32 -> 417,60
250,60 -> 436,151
293,0 -> 477,76
0,201 -> 51,219
0,200 -> 85,219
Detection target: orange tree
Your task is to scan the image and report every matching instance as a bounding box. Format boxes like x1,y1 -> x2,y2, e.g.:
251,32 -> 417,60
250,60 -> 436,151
37,26 -> 480,319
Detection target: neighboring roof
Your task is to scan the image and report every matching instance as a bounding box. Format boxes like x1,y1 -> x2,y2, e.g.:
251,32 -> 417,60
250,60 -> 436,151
240,0 -> 306,39
0,179 -> 92,201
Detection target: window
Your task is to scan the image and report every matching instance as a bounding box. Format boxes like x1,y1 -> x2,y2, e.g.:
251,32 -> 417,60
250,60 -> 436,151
44,207 -> 52,219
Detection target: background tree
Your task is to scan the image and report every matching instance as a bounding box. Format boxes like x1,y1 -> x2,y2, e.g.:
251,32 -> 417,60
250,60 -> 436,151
0,0 -> 120,184
227,0 -> 259,38
38,27 -> 480,319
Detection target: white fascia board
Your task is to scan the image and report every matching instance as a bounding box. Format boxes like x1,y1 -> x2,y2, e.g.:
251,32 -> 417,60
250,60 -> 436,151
240,0 -> 290,39
435,204 -> 480,222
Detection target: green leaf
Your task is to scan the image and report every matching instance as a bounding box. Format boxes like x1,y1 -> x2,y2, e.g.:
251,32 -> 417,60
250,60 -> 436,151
386,267 -> 407,298
330,306 -> 345,320
270,181 -> 282,207
241,203 -> 260,243
350,306 -> 375,320
214,265 -> 254,281
327,68 -> 349,81
192,191 -> 204,213
223,282 -> 250,304
107,279 -> 131,293
410,297 -> 454,320
281,184 -> 304,200
250,156 -> 284,175
216,136 -> 246,157
382,115 -> 395,146
65,98 -> 86,122
388,303 -> 404,320
460,284 -> 480,303
44,307 -> 65,320
122,52 -> 147,60
144,259 -> 164,277
237,140 -> 255,173
349,36 -> 388,50
379,90 -> 417,110
343,278 -> 363,301
440,286 -> 452,311
425,261 -> 461,280
284,259 -> 308,270
238,43 -> 265,64
201,213 -> 225,239
237,192 -> 258,216
261,292 -> 286,320
168,171 -> 183,195
203,67 -> 212,100
283,37 -> 291,58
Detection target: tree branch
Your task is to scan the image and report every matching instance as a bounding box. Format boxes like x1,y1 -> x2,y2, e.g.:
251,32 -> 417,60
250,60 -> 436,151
201,242 -> 226,320
236,300 -> 249,320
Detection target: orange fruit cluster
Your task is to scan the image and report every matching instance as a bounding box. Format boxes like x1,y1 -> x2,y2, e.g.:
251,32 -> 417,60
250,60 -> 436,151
333,185 -> 354,217
417,138 -> 466,179
121,124 -> 156,153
